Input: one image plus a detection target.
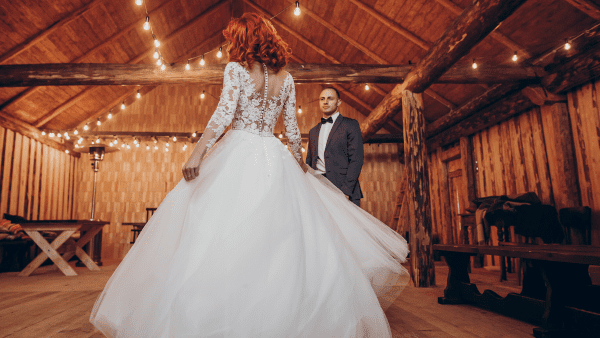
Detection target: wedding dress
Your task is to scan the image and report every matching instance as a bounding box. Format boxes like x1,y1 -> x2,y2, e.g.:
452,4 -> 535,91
90,62 -> 410,338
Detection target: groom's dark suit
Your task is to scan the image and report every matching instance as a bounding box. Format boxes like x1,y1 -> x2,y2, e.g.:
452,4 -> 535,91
306,114 -> 364,206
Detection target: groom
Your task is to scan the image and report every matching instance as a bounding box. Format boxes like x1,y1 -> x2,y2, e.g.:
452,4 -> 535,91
306,87 -> 364,207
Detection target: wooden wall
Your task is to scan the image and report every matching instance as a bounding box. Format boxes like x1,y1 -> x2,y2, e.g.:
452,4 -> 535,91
0,126 -> 77,221
73,83 -> 403,260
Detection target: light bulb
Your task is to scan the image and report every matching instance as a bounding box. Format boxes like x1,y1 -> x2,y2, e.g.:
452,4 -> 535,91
49,132 -> 55,137
279,133 -> 283,139
136,0 -> 142,6
127,144 -> 131,149
472,59 -> 477,69
153,138 -> 157,143
96,138 -> 100,143
134,139 -> 138,144
294,1 -> 300,16
173,136 -> 177,142
65,135 -> 70,140
114,138 -> 118,144
153,35 -> 160,47
200,90 -> 205,99
165,147 -> 169,152
74,130 -> 78,135
42,131 -> 46,136
166,142 -> 170,147
192,132 -> 197,137
565,40 -> 571,50
185,61 -> 190,70
146,145 -> 150,150
161,64 -> 166,71
108,112 -> 112,119
153,49 -> 159,59
136,143 -> 140,148
78,138 -> 83,144
200,55 -> 205,66
65,150 -> 69,154
157,58 -> 162,66
137,90 -> 141,99
301,147 -> 305,153
365,84 -> 370,91
512,51 -> 518,62
84,124 -> 89,131
298,106 -> 302,114
109,141 -> 113,146
121,101 -> 125,109
154,145 -> 158,150
121,143 -> 125,148
97,119 -> 101,126
217,47 -> 222,58
91,141 -> 95,145
143,16 -> 150,30
183,144 -> 187,150
57,133 -> 62,137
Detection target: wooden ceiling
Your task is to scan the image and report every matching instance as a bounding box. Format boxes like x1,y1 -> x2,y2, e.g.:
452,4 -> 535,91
0,0 -> 597,136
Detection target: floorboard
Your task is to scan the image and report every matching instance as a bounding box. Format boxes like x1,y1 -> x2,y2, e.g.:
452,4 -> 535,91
0,260 -> 536,337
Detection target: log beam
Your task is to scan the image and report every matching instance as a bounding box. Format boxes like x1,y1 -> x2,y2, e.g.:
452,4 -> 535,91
360,0 -> 529,140
563,0 -> 600,20
403,90 -> 435,287
0,63 -> 542,87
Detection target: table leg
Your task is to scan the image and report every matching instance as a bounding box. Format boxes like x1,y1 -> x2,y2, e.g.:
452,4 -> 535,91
438,252 -> 471,304
46,226 -> 103,272
19,230 -> 77,277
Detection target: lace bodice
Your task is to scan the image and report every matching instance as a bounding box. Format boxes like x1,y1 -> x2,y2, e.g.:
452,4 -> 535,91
195,62 -> 302,164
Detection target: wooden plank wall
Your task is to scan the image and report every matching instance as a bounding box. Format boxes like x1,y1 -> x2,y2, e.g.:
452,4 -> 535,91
0,125 -> 76,222
72,83 -> 403,260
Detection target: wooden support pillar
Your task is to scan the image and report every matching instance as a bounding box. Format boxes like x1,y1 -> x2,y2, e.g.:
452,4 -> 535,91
403,90 -> 435,287
460,137 -> 477,209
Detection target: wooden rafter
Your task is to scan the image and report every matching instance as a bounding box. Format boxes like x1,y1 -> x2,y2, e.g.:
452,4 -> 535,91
282,0 -> 456,110
0,0 -> 104,64
563,0 -> 600,20
360,0 -> 529,140
33,0 -> 230,129
2,0 -> 181,113
434,0 -> 532,59
0,63 -> 542,87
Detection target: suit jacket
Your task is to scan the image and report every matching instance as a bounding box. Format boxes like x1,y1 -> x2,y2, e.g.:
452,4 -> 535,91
306,114 -> 364,200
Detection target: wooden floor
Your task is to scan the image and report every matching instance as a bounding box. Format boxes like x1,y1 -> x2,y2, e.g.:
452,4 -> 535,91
0,260 -> 535,337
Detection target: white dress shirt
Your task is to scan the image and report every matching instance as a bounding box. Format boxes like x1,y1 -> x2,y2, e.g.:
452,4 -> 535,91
314,112 -> 340,174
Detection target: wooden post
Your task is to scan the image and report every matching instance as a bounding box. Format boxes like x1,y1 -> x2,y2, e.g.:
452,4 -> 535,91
403,90 -> 435,287
460,137 -> 477,208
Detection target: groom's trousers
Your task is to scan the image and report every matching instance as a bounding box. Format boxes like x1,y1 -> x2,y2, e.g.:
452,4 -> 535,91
322,174 -> 361,207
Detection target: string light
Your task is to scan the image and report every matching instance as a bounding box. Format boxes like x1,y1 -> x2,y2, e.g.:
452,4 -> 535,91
78,138 -> 83,144
65,150 -> 69,154
201,90 -> 205,99
114,138 -> 118,144
153,137 -> 158,143
136,143 -> 140,148
217,47 -> 222,58
121,143 -> 125,148
512,51 -> 518,62
298,105 -> 302,114
279,132 -> 283,139
97,119 -> 101,126
161,63 -> 166,71
136,0 -> 142,5
185,60 -> 190,70
42,131 -> 46,136
294,1 -> 301,16
183,143 -> 188,150
153,49 -> 159,59
109,141 -> 114,146
127,144 -> 131,149
84,124 -> 89,131
200,55 -> 205,66
121,101 -> 126,109
166,141 -> 170,147
137,90 -> 141,99
565,39 -> 571,50
165,147 -> 169,152
49,132 -> 55,137
192,132 -> 197,137
156,58 -> 162,66
472,59 -> 477,69
147,145 -> 150,150
143,16 -> 150,30
74,130 -> 78,135
173,136 -> 177,142
365,84 -> 370,91
301,147 -> 305,153
65,134 -> 70,140
154,145 -> 158,150
133,138 -> 138,145
96,137 -> 100,143
153,34 -> 160,47
108,111 -> 113,119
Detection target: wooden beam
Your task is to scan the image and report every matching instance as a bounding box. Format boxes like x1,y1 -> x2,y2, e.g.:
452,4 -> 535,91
425,83 -> 526,137
0,111 -> 78,156
434,0 -> 532,59
459,137 -> 477,209
521,86 -> 567,105
281,0 -> 456,110
402,90 -> 435,287
427,90 -> 536,150
347,0 -> 431,50
2,0 -> 182,113
360,0 -> 529,141
563,0 -> 600,20
0,63 -> 542,87
0,0 -> 104,64
542,31 -> 600,93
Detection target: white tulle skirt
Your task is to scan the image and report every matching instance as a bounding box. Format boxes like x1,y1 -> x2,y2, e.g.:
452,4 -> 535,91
90,129 -> 409,338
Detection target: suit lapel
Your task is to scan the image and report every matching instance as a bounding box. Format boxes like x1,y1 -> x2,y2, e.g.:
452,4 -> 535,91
325,114 -> 343,152
313,123 -> 322,163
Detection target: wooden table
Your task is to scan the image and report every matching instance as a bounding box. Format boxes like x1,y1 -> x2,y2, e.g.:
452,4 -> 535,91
18,220 -> 109,277
434,244 -> 600,338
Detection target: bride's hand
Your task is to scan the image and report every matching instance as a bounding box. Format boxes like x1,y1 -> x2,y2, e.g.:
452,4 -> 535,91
182,158 -> 201,181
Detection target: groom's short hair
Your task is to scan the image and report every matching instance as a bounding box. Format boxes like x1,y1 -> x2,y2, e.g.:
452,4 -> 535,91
322,87 -> 341,100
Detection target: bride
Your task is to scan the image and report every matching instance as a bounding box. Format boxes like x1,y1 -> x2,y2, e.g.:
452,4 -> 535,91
90,12 -> 409,338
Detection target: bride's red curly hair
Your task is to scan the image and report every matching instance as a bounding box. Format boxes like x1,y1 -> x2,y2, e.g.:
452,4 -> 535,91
224,13 -> 292,73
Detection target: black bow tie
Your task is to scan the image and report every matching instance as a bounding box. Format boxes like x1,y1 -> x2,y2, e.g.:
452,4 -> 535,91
321,117 -> 333,124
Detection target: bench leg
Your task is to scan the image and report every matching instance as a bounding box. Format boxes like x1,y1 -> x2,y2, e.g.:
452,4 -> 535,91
19,230 -> 77,277
438,252 -> 471,304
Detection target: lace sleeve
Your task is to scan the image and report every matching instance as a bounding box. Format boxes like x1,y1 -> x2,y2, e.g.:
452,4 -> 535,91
196,62 -> 241,155
283,75 -> 302,164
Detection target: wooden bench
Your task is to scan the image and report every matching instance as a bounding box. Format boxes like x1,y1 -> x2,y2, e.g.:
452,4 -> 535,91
434,244 -> 600,338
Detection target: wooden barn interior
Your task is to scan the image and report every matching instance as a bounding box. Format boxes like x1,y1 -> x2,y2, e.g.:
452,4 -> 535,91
1,0 -> 600,337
